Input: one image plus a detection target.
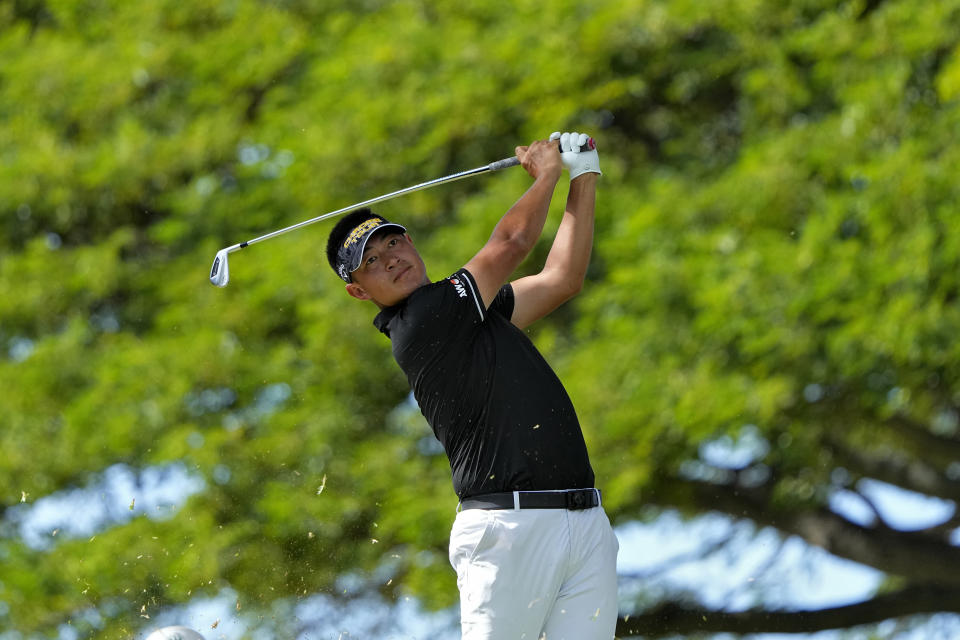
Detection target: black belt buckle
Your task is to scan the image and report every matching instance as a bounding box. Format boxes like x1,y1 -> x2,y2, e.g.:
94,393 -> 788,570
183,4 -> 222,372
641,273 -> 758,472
566,489 -> 593,510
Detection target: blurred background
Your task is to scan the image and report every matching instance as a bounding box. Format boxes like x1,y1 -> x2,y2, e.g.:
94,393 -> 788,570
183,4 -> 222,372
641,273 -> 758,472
4,0 -> 960,638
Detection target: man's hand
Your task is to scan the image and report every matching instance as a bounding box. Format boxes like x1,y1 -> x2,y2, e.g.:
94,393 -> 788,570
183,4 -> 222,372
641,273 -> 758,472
515,138 -> 563,182
549,131 -> 601,180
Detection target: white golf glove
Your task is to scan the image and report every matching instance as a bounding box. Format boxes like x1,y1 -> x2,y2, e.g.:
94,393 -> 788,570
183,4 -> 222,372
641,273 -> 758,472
549,131 -> 601,180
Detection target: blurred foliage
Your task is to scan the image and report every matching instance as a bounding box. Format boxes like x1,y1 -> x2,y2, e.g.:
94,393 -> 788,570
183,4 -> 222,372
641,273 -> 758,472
4,0 -> 960,637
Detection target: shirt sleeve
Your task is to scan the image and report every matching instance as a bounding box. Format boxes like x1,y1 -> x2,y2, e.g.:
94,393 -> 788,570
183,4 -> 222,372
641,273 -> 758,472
453,268 -> 488,322
456,268 -> 517,321
488,283 -> 515,321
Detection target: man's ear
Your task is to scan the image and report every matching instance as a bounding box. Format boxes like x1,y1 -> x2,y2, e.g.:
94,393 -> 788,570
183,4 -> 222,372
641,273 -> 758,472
345,282 -> 371,301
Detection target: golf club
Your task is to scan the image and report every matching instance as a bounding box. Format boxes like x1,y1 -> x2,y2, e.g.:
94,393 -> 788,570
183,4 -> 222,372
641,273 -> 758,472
208,155 -> 521,287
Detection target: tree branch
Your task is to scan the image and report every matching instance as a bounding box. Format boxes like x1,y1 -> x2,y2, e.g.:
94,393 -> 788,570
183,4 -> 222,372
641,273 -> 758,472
825,433 -> 960,505
885,414 -> 960,471
618,532 -> 735,581
244,54 -> 307,123
617,583 -> 960,637
644,476 -> 960,586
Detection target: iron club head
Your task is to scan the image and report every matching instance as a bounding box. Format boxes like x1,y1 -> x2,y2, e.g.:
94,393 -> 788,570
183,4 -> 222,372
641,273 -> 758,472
209,248 -> 230,287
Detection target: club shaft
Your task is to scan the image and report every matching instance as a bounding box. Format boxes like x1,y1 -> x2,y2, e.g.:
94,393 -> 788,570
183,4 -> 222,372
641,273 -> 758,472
229,156 -> 520,253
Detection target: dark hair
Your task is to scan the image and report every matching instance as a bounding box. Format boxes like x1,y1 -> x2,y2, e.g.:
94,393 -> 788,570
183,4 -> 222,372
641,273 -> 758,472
325,207 -> 381,275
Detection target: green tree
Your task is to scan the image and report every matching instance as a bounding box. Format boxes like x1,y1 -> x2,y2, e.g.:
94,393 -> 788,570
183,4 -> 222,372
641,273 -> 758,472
3,0 -> 960,638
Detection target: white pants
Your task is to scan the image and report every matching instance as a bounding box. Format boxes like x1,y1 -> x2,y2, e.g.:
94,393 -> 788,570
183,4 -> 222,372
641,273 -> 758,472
448,505 -> 619,640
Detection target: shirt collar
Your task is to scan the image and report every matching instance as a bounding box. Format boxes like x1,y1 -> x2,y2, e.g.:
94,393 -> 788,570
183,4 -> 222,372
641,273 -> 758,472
373,304 -> 402,337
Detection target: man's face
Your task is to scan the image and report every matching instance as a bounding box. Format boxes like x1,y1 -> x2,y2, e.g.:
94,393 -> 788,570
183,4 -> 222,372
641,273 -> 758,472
345,231 -> 428,307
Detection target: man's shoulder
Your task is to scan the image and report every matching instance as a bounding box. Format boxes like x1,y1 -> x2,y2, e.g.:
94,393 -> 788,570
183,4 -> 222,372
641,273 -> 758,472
422,268 -> 513,324
410,268 -> 481,309
377,269 -> 487,340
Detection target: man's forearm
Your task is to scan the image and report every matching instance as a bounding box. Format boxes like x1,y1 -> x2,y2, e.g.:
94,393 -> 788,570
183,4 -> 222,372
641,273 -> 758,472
542,173 -> 597,290
493,173 -> 560,248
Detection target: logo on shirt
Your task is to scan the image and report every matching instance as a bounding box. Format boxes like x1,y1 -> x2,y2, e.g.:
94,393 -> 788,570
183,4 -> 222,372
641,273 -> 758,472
448,277 -> 468,298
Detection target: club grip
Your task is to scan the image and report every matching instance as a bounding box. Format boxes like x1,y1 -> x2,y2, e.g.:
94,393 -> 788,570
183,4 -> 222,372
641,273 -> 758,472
488,157 -> 521,171
488,137 -> 596,172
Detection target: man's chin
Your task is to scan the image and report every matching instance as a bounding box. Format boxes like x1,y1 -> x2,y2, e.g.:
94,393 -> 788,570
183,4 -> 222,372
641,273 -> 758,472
378,280 -> 423,307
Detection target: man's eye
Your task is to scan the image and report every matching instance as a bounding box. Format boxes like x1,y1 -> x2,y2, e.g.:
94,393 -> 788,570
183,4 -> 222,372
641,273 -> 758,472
365,255 -> 377,266
388,238 -> 398,246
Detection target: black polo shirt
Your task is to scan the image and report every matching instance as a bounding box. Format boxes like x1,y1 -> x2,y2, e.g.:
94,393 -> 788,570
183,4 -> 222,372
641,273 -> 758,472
373,268 -> 595,499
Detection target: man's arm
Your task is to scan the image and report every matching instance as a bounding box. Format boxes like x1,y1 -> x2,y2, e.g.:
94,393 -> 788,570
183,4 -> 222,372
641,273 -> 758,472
463,139 -> 563,308
509,172 -> 597,329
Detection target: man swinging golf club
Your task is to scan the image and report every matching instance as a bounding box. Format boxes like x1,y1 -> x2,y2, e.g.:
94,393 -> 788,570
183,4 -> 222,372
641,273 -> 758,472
326,132 -> 617,640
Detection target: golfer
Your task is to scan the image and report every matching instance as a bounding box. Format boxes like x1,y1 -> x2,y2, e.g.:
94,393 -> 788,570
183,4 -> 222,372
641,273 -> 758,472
326,132 -> 617,639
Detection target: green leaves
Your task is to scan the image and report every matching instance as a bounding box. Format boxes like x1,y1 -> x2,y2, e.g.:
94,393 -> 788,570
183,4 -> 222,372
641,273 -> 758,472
6,0 -> 960,636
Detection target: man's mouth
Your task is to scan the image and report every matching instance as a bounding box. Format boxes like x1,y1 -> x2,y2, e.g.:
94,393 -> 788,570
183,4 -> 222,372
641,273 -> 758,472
394,265 -> 411,282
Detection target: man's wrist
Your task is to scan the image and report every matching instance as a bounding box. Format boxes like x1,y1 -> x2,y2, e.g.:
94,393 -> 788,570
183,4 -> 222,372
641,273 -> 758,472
570,172 -> 599,186
535,168 -> 563,185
